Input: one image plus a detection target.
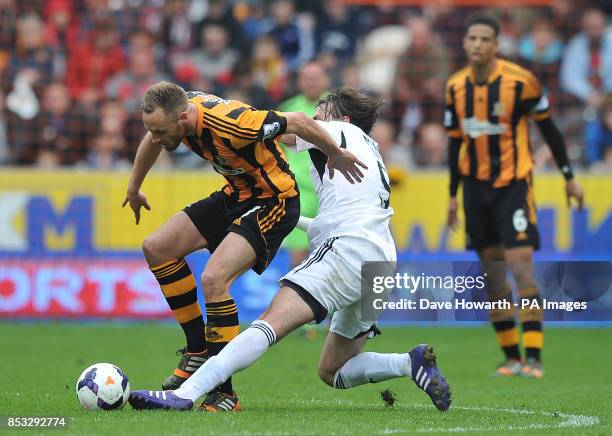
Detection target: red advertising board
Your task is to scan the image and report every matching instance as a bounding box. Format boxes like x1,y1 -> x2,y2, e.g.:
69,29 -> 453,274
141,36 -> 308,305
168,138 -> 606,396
0,260 -> 173,319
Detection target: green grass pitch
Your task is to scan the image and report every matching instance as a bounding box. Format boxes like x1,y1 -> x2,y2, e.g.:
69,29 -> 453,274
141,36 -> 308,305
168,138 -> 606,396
1,322 -> 609,435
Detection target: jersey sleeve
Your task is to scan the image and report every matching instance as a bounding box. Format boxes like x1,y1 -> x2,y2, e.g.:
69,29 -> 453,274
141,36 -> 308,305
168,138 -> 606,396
443,81 -> 462,138
520,72 -> 551,121
296,120 -> 342,152
205,107 -> 288,148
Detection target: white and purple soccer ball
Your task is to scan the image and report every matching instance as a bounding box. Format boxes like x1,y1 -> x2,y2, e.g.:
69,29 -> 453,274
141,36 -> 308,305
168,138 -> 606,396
76,363 -> 130,410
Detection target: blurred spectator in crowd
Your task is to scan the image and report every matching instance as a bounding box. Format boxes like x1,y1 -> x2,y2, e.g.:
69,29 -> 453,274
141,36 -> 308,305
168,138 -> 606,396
230,61 -> 272,109
412,123 -> 446,168
314,0 -> 361,66
260,0 -> 314,72
44,0 -> 79,75
394,15 -> 450,137
371,118 -> 413,173
106,30 -> 169,113
277,61 -> 329,266
518,19 -> 563,65
5,68 -> 40,164
37,82 -> 84,164
0,0 -> 17,69
547,0 -> 581,43
363,3 -> 409,30
338,62 -> 362,90
236,0 -> 267,41
251,35 -> 288,105
518,19 -> 563,106
187,24 -> 238,86
279,61 -> 329,114
585,94 -> 612,167
561,8 -> 612,111
36,148 -> 61,168
0,90 -> 8,163
66,16 -> 124,104
98,99 -> 127,137
2,14 -> 56,93
497,9 -> 519,58
83,132 -> 130,170
7,81 -> 92,165
428,5 -> 473,71
358,22 -> 409,96
159,0 -> 193,56
198,0 -> 250,56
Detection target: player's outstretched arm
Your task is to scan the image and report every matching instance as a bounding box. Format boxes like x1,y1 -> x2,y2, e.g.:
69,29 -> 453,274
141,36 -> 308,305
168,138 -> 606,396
122,132 -> 162,224
283,112 -> 368,183
535,118 -> 584,209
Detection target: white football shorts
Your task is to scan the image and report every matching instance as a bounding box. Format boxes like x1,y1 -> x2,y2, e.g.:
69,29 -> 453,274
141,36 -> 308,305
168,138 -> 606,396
279,235 -> 395,339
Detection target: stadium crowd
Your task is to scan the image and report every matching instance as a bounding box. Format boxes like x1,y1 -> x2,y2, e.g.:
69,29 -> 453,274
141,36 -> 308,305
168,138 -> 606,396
0,0 -> 610,172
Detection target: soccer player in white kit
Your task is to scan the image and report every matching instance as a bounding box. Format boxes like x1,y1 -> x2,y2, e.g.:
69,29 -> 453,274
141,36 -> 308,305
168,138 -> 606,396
130,89 -> 452,412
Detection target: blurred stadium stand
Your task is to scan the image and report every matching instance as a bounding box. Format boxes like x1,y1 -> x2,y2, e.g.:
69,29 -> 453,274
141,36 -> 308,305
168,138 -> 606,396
1,0 -> 611,170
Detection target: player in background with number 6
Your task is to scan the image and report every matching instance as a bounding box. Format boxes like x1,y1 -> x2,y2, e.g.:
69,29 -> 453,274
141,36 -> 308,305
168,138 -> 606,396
129,88 -> 452,413
444,15 -> 585,378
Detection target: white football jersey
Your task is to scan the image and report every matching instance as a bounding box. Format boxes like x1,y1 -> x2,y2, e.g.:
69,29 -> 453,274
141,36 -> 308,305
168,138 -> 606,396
296,120 -> 396,261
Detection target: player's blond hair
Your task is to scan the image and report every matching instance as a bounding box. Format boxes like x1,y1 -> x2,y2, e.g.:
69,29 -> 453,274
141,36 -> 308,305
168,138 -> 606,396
141,81 -> 189,118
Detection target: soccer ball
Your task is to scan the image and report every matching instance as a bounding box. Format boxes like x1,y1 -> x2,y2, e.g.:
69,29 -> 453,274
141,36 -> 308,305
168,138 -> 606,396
76,363 -> 130,410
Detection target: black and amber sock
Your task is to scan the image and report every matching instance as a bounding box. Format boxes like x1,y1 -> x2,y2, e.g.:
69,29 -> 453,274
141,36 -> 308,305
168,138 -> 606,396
493,320 -> 521,360
151,259 -> 206,353
519,286 -> 543,362
522,321 -> 543,362
205,299 -> 239,395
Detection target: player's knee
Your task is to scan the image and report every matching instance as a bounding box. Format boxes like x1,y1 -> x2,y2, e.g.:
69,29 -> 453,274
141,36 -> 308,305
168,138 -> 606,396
142,235 -> 163,264
201,269 -> 229,299
317,365 -> 336,387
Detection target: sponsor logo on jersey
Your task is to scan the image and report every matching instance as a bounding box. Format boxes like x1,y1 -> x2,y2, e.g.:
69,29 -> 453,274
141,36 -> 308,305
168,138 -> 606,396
461,117 -> 507,138
212,162 -> 246,176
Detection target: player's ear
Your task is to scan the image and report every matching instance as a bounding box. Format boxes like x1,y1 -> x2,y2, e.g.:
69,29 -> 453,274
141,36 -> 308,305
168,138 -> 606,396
179,111 -> 189,122
341,115 -> 350,123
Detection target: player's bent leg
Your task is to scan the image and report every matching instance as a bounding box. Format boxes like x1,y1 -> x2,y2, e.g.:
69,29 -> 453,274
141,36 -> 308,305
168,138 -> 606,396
142,211 -> 208,266
142,212 -> 210,389
197,232 -> 258,403
195,286 -> 314,412
318,331 -> 451,411
201,232 -> 257,302
505,246 -> 544,378
478,245 -> 522,375
127,286 -> 316,412
259,286 -> 317,340
318,331 -> 367,386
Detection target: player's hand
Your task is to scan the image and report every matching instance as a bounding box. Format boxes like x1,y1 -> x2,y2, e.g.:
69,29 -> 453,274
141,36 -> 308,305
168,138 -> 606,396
565,179 -> 584,210
447,197 -> 460,231
327,149 -> 368,184
122,190 -> 151,225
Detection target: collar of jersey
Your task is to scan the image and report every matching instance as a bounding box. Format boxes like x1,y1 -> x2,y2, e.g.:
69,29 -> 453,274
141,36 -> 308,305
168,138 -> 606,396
468,59 -> 504,86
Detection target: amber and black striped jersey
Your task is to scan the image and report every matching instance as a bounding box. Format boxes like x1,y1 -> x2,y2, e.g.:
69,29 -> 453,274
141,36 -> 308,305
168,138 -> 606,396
444,59 -> 551,187
183,91 -> 298,202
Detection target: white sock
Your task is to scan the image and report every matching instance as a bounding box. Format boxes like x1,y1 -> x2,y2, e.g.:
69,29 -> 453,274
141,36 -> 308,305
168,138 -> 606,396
333,352 -> 411,389
175,320 -> 276,401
